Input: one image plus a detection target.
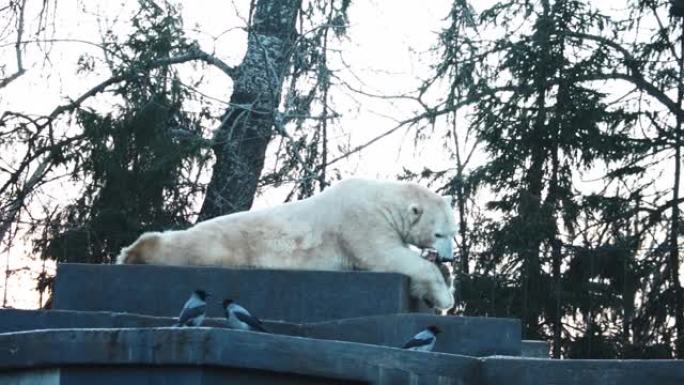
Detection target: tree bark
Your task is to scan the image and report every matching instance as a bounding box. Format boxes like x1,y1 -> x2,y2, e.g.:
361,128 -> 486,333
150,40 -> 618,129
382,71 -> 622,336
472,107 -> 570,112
198,0 -> 302,220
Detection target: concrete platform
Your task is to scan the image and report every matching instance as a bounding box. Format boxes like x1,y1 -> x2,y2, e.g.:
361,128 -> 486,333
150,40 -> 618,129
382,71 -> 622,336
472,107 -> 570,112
482,356 -> 684,385
0,309 -> 521,356
53,263 -> 424,322
9,261 -> 680,384
0,328 -> 480,385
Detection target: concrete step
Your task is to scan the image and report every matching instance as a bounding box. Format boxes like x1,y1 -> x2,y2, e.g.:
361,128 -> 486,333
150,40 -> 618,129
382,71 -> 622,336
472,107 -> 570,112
0,327 -> 480,385
1,327 -> 682,385
53,263 -> 427,323
299,313 -> 520,356
0,309 -> 521,357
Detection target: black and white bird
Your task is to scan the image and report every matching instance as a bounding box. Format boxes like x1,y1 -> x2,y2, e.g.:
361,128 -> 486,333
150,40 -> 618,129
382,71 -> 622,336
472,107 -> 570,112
223,299 -> 268,332
174,289 -> 209,327
402,325 -> 442,352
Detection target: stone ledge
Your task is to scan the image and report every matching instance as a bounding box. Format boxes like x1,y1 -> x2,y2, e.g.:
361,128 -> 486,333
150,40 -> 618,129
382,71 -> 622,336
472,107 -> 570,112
0,327 -> 480,385
299,313 -> 520,356
482,356 -> 684,385
53,263 -> 424,322
0,367 -> 360,385
520,340 -> 550,358
0,309 -> 520,357
2,328 -> 683,385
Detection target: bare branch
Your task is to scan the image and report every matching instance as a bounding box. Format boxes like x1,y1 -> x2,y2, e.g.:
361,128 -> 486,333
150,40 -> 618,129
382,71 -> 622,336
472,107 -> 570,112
0,38 -> 124,60
323,87 -> 515,169
0,0 -> 27,88
0,157 -> 50,248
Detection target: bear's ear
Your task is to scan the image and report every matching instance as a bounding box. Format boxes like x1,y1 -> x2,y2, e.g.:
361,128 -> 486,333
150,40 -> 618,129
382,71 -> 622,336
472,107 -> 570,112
409,204 -> 423,224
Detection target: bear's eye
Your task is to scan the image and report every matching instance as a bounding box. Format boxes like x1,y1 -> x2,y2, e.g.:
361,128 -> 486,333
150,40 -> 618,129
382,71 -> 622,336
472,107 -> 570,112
434,233 -> 444,238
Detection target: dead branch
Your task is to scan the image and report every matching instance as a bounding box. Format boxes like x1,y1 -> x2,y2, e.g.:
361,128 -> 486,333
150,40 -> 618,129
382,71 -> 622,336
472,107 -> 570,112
0,0 -> 27,88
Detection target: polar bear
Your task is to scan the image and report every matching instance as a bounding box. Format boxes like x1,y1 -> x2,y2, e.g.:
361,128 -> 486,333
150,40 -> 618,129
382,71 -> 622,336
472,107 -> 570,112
117,178 -> 456,309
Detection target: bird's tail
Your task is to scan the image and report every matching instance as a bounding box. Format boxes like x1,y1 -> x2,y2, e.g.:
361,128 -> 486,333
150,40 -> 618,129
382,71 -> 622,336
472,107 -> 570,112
116,232 -> 162,264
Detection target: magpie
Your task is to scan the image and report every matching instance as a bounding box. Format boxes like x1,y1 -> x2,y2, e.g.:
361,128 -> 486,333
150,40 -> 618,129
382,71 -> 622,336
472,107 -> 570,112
223,299 -> 268,332
174,289 -> 209,327
402,325 -> 441,352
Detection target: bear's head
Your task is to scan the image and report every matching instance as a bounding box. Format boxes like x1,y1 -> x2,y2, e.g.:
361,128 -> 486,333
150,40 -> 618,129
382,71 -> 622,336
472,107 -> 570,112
403,185 -> 457,262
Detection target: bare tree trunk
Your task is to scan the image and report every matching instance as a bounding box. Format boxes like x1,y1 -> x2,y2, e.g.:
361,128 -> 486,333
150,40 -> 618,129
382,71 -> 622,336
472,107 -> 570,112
198,0 -> 302,220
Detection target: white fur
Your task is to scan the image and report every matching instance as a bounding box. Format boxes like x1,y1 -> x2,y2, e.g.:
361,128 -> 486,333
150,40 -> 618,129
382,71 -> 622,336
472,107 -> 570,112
117,178 -> 457,309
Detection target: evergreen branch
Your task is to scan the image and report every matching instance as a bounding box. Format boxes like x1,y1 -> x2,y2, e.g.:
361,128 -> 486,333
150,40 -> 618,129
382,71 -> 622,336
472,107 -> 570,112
574,72 -> 683,119
567,31 -> 684,119
48,47 -> 237,121
1,48 -> 235,247
638,197 -> 684,218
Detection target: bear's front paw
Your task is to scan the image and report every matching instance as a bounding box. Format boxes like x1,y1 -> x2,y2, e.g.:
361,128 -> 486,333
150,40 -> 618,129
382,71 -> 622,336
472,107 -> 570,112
428,285 -> 454,310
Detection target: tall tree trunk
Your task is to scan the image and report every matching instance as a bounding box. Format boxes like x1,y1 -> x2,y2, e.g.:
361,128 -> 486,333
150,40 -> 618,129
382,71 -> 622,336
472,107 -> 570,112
547,0 -> 568,357
519,0 -> 552,339
670,28 -> 684,359
622,195 -> 639,357
198,0 -> 301,220
451,115 -> 470,304
455,172 -> 469,275
551,238 -> 562,358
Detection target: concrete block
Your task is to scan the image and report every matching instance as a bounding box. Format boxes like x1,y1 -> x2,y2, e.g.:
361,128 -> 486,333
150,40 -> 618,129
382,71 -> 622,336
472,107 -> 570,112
53,263 -> 422,322
521,340 -> 550,358
0,369 -> 59,385
0,328 -> 480,385
481,356 -> 684,385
